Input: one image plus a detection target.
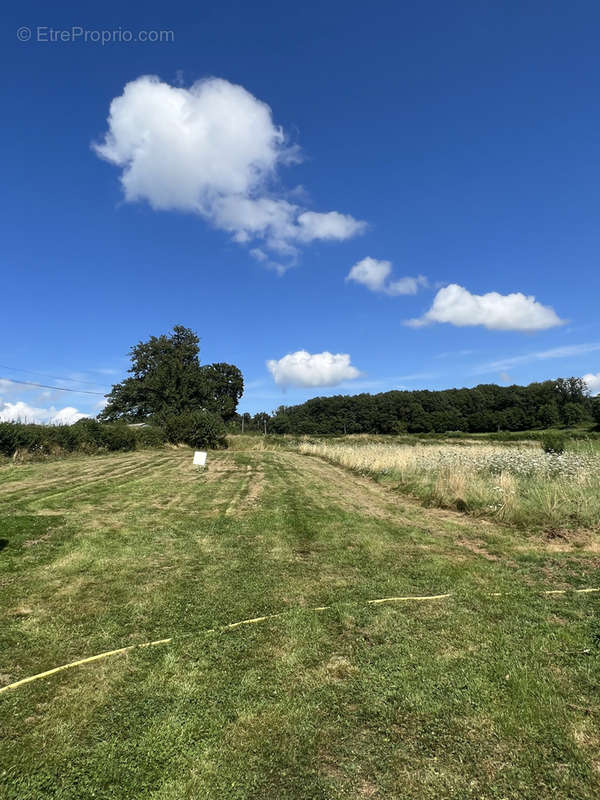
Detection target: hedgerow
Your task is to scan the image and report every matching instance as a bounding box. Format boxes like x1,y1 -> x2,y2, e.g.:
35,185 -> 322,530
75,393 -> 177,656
0,420 -> 166,459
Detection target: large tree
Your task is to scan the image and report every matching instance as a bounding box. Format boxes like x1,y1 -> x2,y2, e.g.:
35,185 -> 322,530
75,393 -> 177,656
200,362 -> 244,421
99,326 -> 243,422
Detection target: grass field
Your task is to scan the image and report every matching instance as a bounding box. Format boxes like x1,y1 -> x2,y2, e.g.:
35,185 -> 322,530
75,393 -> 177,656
1,445 -> 599,799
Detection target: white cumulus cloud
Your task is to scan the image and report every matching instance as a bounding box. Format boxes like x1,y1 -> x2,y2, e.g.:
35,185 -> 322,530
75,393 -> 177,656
387,275 -> 429,296
346,257 -> 427,296
296,211 -> 366,242
267,350 -> 361,388
406,284 -> 564,331
94,75 -> 366,269
583,372 -> 600,396
347,257 -> 390,291
0,401 -> 88,425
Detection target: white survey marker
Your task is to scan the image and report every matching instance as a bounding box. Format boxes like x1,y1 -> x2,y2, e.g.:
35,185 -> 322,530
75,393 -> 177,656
193,451 -> 207,467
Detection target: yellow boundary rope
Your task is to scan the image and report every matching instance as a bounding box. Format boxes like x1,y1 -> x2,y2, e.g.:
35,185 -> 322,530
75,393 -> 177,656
1,588 -> 598,696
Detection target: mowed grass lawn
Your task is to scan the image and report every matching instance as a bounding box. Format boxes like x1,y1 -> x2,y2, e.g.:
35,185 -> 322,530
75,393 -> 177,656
1,446 -> 599,799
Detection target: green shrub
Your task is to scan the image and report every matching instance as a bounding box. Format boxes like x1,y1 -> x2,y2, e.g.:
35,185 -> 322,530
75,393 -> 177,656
51,425 -> 80,453
72,418 -> 104,449
163,410 -> 227,449
0,422 -> 50,456
99,424 -> 137,451
0,423 -> 19,456
133,425 -> 167,448
541,432 -> 566,454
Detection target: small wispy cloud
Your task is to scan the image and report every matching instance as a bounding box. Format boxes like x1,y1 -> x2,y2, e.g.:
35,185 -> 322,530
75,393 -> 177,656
329,371 -> 436,392
346,257 -> 428,296
433,349 -> 476,360
475,342 -> 600,374
394,372 -> 436,381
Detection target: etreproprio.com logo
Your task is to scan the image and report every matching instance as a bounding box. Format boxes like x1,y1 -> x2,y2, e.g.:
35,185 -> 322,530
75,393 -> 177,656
16,26 -> 175,44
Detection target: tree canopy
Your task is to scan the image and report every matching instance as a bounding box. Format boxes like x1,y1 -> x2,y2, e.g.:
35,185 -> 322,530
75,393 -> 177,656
99,326 -> 243,422
252,377 -> 592,435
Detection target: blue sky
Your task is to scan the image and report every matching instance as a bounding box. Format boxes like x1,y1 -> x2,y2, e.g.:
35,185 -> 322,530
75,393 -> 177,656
3,0 -> 600,421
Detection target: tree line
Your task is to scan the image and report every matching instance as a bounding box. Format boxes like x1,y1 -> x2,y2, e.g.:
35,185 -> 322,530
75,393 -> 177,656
90,328 -> 600,437
237,377 -> 599,435
3,325 -> 598,457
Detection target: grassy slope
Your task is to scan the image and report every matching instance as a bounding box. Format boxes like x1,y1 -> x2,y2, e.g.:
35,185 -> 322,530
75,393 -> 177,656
0,448 -> 599,799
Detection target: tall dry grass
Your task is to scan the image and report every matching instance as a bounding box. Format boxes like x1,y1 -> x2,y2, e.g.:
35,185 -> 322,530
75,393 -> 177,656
297,440 -> 600,530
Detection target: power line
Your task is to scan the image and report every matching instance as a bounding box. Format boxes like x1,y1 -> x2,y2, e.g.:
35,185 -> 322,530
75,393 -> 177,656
0,363 -> 105,389
0,377 -> 106,397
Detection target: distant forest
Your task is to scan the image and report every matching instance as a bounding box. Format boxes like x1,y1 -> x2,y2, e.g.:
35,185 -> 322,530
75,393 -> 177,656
238,377 -> 600,435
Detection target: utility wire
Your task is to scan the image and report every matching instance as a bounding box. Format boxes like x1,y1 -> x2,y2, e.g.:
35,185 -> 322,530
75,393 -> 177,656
0,377 -> 106,397
0,363 -> 104,388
